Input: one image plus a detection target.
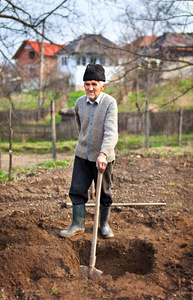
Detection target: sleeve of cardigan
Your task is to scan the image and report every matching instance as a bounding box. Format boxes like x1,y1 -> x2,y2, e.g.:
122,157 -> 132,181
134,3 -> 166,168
74,101 -> 81,133
100,99 -> 118,157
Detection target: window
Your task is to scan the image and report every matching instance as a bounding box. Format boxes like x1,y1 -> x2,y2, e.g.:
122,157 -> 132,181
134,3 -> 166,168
62,57 -> 68,65
151,61 -> 157,68
82,56 -> 86,66
76,56 -> 81,65
100,56 -> 105,65
90,55 -> 97,64
29,51 -> 35,59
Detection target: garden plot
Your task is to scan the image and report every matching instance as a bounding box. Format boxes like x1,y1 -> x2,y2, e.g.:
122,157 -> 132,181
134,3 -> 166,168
0,150 -> 193,299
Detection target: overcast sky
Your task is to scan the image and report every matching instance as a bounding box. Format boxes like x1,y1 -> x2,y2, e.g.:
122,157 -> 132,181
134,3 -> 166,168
1,0 -> 193,62
32,0 -> 193,45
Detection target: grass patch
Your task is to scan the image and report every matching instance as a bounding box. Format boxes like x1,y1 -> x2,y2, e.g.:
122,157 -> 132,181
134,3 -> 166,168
0,139 -> 77,155
0,159 -> 72,182
116,133 -> 193,153
116,135 -> 144,151
36,160 -> 70,170
0,133 -> 192,156
1,78 -> 193,113
104,85 -> 118,95
165,190 -> 175,195
0,170 -> 9,182
118,78 -> 193,112
0,91 -> 61,111
118,91 -> 146,112
171,201 -> 182,207
67,91 -> 85,107
41,113 -> 62,125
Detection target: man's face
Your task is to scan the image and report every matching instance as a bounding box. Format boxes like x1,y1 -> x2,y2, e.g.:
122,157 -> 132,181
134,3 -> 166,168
84,80 -> 105,101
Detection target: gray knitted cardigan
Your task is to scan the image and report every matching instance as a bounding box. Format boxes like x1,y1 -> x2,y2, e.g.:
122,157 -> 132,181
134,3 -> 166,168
74,93 -> 118,162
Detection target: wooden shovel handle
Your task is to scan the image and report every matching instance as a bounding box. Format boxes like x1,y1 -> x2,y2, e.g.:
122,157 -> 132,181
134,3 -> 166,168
89,171 -> 103,269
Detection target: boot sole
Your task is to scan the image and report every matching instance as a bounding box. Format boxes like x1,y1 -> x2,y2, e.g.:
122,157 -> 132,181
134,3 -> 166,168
59,228 -> 85,238
102,233 -> 114,239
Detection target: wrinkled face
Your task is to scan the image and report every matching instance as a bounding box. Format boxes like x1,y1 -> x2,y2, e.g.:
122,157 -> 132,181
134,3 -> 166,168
84,80 -> 105,101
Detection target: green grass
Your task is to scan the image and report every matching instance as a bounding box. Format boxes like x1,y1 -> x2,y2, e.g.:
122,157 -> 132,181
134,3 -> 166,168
68,91 -> 85,107
67,86 -> 118,108
0,159 -> 72,182
118,78 -> 193,112
0,91 -> 61,111
0,133 -> 192,156
42,113 -> 62,125
178,78 -> 193,88
0,170 -> 9,182
1,77 -> 193,113
118,91 -> 146,112
116,133 -> 193,153
104,85 -> 118,95
0,139 -> 77,154
116,135 -> 144,151
0,133 -> 192,182
148,78 -> 193,110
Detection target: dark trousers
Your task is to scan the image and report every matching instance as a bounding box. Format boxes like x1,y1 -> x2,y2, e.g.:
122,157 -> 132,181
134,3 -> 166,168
69,156 -> 114,207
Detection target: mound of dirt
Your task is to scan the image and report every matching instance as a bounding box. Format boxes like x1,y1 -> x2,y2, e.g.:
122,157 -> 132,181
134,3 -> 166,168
0,150 -> 193,299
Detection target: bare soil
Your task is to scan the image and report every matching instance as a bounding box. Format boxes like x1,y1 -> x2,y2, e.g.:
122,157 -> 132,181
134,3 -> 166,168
0,149 -> 193,300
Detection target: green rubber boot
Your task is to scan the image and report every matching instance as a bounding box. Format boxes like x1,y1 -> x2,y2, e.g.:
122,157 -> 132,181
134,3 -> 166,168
100,204 -> 114,239
59,204 -> 85,237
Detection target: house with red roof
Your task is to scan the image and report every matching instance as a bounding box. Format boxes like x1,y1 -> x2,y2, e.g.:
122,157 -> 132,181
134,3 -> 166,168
122,32 -> 193,85
12,40 -> 64,90
142,32 -> 193,80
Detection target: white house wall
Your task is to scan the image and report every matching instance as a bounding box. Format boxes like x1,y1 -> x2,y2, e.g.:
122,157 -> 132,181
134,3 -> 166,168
57,54 -> 123,90
161,56 -> 193,80
58,56 -> 77,85
75,66 -> 123,90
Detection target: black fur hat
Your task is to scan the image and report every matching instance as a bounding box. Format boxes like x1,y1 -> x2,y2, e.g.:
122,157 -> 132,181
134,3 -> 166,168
83,64 -> 105,81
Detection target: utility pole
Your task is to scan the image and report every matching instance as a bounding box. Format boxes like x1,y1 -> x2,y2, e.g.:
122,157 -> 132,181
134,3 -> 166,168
38,20 -> 45,120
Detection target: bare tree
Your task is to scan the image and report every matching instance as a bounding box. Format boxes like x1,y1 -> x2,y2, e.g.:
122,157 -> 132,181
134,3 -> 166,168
0,0 -> 81,55
110,0 -> 193,111
1,0 -> 193,113
0,0 -> 84,118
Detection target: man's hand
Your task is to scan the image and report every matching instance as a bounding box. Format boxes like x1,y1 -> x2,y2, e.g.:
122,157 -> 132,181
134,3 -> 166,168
96,153 -> 107,173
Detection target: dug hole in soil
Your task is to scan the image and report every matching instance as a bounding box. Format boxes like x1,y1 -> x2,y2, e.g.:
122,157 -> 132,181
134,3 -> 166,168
0,148 -> 193,299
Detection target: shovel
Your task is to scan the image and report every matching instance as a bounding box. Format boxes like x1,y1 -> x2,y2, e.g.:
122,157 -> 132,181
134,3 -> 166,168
79,171 -> 103,278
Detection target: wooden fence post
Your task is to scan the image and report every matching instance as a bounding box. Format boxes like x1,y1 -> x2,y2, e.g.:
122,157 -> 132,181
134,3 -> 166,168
0,131 -> 2,170
145,100 -> 149,148
51,100 -> 57,160
178,108 -> 183,146
9,108 -> 13,181
9,128 -> 13,181
38,20 -> 45,120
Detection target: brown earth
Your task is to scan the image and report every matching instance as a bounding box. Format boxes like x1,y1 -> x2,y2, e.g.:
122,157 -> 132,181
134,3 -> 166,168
0,149 -> 193,300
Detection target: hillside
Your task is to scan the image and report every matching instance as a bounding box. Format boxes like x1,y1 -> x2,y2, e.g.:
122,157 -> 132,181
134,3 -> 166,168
0,78 -> 192,114
116,78 -> 193,112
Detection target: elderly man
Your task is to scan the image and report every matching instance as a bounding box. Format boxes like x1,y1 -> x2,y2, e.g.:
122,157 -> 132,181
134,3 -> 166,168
59,64 -> 118,239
